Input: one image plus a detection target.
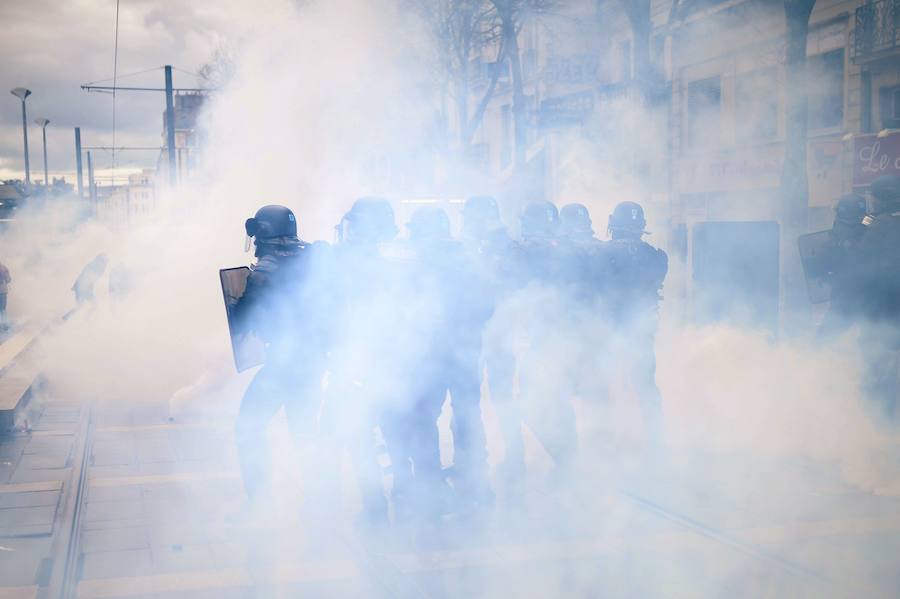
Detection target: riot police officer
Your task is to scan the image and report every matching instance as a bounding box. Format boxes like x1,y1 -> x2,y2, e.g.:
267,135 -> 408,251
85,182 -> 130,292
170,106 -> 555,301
605,201 -> 668,445
326,197 -> 401,528
558,202 -> 609,298
461,196 -> 520,504
818,194 -> 868,338
232,205 -> 328,509
559,203 -> 595,244
412,207 -> 494,515
377,207 -> 464,525
512,201 -> 580,487
844,175 -> 900,423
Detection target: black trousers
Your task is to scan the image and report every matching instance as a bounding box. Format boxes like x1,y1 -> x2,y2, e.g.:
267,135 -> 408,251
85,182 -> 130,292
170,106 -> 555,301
234,361 -> 322,501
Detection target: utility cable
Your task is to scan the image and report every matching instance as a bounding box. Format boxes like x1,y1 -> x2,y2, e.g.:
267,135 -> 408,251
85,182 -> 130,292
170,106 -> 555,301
112,0 -> 121,178
83,66 -> 162,86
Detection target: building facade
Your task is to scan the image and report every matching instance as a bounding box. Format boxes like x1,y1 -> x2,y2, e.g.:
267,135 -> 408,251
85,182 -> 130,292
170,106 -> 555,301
460,0 -> 900,321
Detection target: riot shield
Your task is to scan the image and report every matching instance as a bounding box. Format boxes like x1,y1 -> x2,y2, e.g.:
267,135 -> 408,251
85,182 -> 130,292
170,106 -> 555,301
220,267 -> 265,372
797,230 -> 833,304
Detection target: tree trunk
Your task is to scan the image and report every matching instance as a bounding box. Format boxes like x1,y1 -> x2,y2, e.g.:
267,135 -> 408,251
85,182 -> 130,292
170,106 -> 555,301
501,12 -> 528,171
621,0 -> 653,103
780,0 -> 816,331
455,73 -> 470,149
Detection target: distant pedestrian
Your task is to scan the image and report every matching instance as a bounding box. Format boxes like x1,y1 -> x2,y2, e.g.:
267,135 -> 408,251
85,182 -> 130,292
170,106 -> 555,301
0,261 -> 10,328
72,253 -> 108,306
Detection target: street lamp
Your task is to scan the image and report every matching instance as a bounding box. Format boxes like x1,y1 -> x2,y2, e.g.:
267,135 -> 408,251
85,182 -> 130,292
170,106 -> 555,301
9,88 -> 32,185
35,118 -> 50,187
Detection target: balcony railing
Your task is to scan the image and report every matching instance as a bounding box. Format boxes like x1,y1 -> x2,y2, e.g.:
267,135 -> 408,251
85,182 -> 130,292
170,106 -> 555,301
852,0 -> 900,61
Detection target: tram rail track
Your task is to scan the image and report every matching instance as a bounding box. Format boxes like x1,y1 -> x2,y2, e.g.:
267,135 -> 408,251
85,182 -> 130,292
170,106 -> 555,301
41,405 -> 93,599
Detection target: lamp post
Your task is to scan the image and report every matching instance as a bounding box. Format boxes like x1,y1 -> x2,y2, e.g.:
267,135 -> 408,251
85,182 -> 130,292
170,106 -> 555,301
9,88 -> 32,185
35,118 -> 50,188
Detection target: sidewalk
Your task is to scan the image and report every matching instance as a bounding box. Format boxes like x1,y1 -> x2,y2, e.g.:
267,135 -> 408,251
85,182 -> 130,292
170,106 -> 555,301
2,397 -> 900,598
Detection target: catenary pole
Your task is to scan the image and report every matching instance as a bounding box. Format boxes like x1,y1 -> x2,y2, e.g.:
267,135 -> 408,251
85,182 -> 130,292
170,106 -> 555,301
164,65 -> 177,186
74,128 -> 84,199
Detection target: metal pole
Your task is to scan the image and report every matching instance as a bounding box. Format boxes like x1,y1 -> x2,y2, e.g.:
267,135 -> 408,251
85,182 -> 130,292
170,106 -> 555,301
20,99 -> 30,185
164,65 -> 177,186
41,126 -> 48,187
86,151 -> 95,202
75,128 -> 84,200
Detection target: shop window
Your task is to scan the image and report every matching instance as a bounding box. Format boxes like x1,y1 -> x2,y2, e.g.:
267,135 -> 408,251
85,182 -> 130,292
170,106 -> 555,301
807,49 -> 844,130
735,68 -> 778,143
688,76 -> 721,148
879,85 -> 900,129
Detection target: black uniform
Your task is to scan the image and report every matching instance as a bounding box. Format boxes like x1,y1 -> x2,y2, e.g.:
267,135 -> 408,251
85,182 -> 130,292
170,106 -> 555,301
846,210 -> 900,422
818,195 -> 867,338
322,198 -> 400,527
463,222 -> 520,500
605,202 -> 668,445
508,202 -> 579,483
827,176 -> 900,423
233,239 -> 329,502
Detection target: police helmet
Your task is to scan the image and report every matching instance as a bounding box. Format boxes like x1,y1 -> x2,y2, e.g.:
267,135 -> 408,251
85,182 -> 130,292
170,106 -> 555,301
607,201 -> 646,238
342,197 -> 398,244
559,203 -> 594,238
407,206 -> 451,242
834,194 -> 867,225
870,174 -> 900,210
245,205 -> 300,245
519,201 -> 559,240
463,196 -> 501,237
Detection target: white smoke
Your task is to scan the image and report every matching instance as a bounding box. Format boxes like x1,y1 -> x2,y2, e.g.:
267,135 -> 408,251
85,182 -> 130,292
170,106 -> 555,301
0,0 -> 897,596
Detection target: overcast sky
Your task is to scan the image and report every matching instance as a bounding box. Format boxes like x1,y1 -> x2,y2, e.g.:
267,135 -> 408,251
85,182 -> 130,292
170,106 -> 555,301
0,0 -> 291,183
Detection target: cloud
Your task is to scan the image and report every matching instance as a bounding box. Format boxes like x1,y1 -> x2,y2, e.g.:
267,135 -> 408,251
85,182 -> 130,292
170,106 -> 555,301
0,0 -> 290,180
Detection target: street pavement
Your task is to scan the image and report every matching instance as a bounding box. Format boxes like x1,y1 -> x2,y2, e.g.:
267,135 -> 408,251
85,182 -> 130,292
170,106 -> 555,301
1,395 -> 900,598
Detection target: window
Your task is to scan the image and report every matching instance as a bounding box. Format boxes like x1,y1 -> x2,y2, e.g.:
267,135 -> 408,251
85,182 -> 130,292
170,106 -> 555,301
807,49 -> 844,130
735,68 -> 778,143
688,76 -> 721,148
879,85 -> 900,129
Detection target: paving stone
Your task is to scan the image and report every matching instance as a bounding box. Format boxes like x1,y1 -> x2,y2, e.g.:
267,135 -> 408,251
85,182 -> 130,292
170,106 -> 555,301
39,406 -> 80,421
209,542 -> 250,569
148,524 -> 207,548
23,436 -> 72,456
88,464 -> 143,479
15,453 -> 69,471
0,439 -> 28,459
80,548 -> 154,580
0,490 -> 60,509
91,440 -> 135,466
150,543 -> 217,574
0,505 -> 57,527
0,522 -> 53,537
82,517 -> 146,532
134,462 -> 181,477
83,500 -> 144,523
30,420 -> 77,434
0,463 -> 14,483
156,589 -> 253,599
142,501 -> 201,524
81,525 -> 151,553
135,439 -> 178,464
86,484 -> 142,503
9,467 -> 70,484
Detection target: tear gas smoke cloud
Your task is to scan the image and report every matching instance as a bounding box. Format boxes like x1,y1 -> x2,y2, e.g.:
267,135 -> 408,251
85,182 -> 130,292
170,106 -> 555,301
2,0 -> 899,595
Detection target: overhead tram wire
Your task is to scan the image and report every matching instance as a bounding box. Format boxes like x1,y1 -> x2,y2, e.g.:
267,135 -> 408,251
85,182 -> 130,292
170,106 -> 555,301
112,0 -> 121,178
83,66 -> 165,87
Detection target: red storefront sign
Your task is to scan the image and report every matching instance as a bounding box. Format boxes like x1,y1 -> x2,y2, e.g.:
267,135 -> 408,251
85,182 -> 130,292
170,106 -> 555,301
853,132 -> 900,187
